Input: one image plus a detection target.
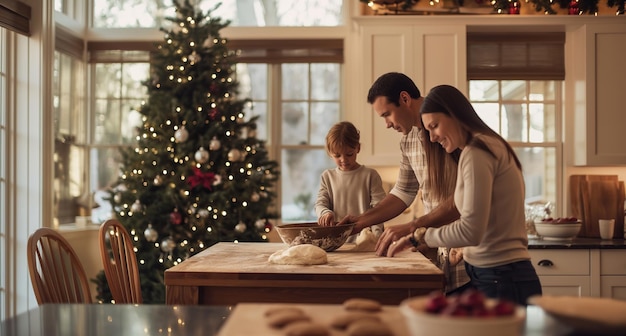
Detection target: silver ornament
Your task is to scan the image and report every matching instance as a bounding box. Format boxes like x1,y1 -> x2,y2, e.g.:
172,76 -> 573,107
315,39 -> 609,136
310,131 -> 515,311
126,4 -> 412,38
144,224 -> 158,242
198,208 -> 209,218
113,193 -> 122,203
255,219 -> 265,230
194,147 -> 209,163
131,200 -> 143,213
209,137 -> 221,150
235,222 -> 247,233
188,51 -> 201,65
228,149 -> 242,162
161,237 -> 176,253
174,126 -> 189,143
251,192 -> 260,202
154,175 -> 163,186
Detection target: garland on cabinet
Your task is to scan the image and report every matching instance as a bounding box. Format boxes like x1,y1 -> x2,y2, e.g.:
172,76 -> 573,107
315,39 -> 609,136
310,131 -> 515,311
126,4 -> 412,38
360,0 -> 625,14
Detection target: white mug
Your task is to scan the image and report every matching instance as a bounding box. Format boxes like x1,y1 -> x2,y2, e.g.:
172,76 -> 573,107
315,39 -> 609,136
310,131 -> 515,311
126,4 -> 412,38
598,219 -> 615,240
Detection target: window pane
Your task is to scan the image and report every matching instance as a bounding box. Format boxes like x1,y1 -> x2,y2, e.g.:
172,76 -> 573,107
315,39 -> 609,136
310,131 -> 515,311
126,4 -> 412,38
281,149 -> 334,222
90,147 -> 123,224
282,102 -> 309,145
473,102 -> 500,133
282,63 -> 309,100
530,103 -> 556,142
121,63 -> 150,97
501,80 -> 526,100
95,63 -> 122,98
93,0 -> 343,28
469,80 -> 498,101
94,98 -> 121,144
502,103 -> 527,141
516,147 -> 556,204
530,80 -> 555,101
310,102 -> 339,145
237,63 -> 268,141
310,63 -> 340,100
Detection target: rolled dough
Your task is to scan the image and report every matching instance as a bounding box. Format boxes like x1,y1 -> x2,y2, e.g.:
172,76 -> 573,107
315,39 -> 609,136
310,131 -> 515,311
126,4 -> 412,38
350,228 -> 378,252
268,244 -> 328,265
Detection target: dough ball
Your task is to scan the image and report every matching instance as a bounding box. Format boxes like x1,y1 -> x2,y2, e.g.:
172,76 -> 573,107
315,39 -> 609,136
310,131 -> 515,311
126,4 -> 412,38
350,228 -> 378,252
283,321 -> 330,336
330,311 -> 381,329
266,310 -> 310,328
268,244 -> 328,265
264,306 -> 305,317
343,298 -> 383,312
346,320 -> 393,336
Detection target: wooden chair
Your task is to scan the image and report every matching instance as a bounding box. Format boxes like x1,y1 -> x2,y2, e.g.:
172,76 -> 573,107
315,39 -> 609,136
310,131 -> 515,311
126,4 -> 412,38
27,227 -> 93,304
99,219 -> 143,304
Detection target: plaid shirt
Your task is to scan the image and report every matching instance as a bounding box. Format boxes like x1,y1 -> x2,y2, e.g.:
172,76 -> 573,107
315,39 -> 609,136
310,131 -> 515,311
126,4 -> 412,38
389,127 -> 470,293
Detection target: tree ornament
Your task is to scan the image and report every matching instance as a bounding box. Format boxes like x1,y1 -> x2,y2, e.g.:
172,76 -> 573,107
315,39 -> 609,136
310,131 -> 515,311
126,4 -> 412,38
188,51 -> 201,65
251,192 -> 260,202
154,175 -> 163,186
247,128 -> 257,138
228,148 -> 242,162
170,209 -> 183,225
187,167 -> 216,190
113,193 -> 122,203
235,222 -> 247,233
194,147 -> 209,163
131,200 -> 143,213
255,219 -> 266,230
264,219 -> 273,231
508,1 -> 520,13
212,174 -> 223,186
144,224 -> 158,242
203,37 -> 214,48
161,237 -> 176,253
174,126 -> 189,143
209,137 -> 221,151
568,0 -> 580,14
198,208 -> 210,218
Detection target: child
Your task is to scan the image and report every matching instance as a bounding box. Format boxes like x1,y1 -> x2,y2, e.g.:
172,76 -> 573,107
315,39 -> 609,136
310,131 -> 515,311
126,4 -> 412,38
315,121 -> 386,243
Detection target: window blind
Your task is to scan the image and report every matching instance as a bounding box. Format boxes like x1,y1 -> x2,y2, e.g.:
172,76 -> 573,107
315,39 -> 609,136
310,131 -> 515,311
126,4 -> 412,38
0,0 -> 30,36
467,32 -> 565,80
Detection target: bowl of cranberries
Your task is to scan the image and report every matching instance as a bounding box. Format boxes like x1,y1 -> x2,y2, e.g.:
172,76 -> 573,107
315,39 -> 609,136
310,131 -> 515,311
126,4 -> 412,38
399,289 -> 525,336
534,217 -> 582,240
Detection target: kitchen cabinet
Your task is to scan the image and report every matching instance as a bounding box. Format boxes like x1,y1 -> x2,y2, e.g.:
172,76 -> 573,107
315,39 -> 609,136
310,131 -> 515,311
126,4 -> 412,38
600,250 -> 626,300
348,19 -> 465,165
529,245 -> 626,300
529,249 -> 591,297
570,23 -> 626,165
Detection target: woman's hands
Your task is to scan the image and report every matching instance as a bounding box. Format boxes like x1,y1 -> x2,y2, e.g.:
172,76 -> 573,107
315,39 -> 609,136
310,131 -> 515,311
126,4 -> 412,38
374,222 -> 414,257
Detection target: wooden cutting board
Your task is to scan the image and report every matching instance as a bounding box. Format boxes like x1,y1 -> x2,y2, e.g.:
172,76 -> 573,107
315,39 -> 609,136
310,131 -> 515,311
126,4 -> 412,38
217,303 -> 410,336
569,174 -> 618,227
580,179 -> 625,238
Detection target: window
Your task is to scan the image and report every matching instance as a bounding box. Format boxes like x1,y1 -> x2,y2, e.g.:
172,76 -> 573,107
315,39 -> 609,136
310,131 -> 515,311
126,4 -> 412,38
468,80 -> 560,205
237,63 -> 340,222
89,50 -> 149,224
52,50 -> 87,225
92,0 -> 344,28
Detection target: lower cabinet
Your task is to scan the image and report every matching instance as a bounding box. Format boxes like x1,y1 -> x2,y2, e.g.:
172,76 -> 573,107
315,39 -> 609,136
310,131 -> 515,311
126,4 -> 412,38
529,250 -> 591,297
529,248 -> 626,301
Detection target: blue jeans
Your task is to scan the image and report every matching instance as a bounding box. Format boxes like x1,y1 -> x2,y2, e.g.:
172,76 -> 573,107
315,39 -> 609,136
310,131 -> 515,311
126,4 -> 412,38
464,260 -> 542,306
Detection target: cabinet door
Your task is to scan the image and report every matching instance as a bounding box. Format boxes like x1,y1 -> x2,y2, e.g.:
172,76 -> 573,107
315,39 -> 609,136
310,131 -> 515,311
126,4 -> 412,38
538,276 -> 591,297
571,23 -> 626,165
601,276 -> 626,300
351,23 -> 465,165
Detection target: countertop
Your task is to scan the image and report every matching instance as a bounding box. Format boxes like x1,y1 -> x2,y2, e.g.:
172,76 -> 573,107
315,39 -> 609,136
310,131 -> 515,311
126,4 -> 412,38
528,237 -> 626,249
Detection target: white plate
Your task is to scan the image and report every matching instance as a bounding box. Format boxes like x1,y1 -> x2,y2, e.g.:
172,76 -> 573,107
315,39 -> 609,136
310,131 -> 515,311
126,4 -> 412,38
529,295 -> 626,335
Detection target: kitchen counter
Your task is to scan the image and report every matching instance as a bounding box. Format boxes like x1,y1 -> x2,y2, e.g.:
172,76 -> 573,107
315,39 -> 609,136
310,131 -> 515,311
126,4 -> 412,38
528,237 -> 626,249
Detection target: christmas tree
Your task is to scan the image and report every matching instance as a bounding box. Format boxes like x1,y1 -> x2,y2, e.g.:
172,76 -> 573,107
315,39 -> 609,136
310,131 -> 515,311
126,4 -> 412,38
94,0 -> 280,304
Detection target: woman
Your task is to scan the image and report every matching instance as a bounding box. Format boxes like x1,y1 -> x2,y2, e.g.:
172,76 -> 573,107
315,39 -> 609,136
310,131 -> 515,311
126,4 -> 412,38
391,84 -> 542,306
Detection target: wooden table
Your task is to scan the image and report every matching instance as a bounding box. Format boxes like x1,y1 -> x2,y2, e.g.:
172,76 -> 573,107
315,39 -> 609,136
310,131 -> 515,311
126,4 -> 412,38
164,242 -> 444,305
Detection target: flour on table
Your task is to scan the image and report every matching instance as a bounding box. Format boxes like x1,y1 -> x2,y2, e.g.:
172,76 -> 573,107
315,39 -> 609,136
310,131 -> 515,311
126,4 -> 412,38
349,228 -> 378,252
268,244 -> 328,265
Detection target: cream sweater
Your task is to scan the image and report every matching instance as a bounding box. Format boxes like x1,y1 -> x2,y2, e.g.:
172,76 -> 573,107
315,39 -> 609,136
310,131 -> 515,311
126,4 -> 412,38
425,135 -> 530,268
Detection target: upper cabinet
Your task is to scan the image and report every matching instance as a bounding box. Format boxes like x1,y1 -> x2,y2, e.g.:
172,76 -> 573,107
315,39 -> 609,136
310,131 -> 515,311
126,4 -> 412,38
346,19 -> 466,166
569,23 -> 626,166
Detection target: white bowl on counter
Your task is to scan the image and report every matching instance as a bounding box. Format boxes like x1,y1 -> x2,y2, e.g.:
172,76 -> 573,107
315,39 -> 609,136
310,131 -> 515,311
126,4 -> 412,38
534,222 -> 582,240
399,295 -> 525,336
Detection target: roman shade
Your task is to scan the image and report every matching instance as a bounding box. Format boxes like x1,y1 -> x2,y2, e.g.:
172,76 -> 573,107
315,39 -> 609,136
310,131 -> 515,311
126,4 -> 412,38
0,0 -> 30,36
467,32 -> 565,80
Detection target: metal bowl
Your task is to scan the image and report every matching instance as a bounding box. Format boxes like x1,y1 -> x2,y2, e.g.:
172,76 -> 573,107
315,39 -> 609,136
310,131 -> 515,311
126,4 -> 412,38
275,222 -> 355,252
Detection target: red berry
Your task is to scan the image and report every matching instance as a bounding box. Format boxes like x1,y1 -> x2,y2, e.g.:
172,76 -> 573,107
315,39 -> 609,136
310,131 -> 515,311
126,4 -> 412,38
491,300 -> 516,316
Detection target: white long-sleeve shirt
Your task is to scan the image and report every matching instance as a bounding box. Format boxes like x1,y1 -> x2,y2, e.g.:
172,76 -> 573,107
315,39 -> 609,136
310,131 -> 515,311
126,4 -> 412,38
425,134 -> 530,268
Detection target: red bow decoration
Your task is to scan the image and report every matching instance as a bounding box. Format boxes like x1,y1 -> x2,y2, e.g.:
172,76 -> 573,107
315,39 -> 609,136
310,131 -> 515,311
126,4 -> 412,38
187,167 -> 216,190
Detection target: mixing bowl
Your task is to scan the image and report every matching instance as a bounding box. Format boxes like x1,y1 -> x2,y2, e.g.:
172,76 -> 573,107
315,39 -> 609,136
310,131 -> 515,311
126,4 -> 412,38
275,222 -> 355,252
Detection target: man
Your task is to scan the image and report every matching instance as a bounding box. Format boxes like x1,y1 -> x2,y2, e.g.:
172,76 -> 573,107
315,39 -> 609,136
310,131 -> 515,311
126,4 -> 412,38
339,72 -> 470,294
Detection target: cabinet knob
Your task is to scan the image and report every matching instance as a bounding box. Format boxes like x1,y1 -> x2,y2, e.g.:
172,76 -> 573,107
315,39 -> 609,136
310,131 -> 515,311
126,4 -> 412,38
537,259 -> 554,267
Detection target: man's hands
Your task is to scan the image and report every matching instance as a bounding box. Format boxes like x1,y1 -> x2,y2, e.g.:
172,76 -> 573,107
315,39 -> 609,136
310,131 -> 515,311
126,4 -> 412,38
448,247 -> 463,266
374,222 -> 413,257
